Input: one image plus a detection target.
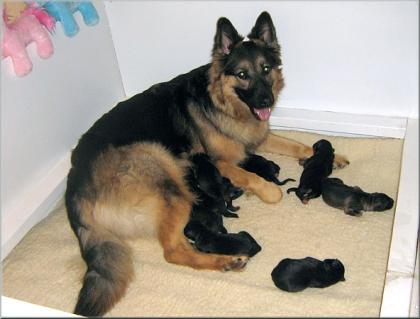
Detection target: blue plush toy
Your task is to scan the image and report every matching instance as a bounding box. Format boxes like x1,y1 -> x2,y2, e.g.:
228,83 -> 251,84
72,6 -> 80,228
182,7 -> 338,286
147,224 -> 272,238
40,1 -> 99,37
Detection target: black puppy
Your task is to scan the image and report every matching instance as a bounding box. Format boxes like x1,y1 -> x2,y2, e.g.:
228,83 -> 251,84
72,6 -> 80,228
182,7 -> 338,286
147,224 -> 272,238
186,153 -> 244,235
321,178 -> 394,216
240,154 -> 295,186
187,153 -> 242,219
287,139 -> 335,204
271,257 -> 345,292
184,221 -> 262,257
222,176 -> 244,214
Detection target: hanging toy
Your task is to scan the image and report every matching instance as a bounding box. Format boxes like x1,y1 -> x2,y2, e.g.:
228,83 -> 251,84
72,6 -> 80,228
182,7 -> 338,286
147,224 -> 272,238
2,1 -> 55,77
40,1 -> 99,37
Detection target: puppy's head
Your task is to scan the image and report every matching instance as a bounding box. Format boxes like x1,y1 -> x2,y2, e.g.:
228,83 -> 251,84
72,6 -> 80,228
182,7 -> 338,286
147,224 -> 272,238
323,259 -> 346,282
288,187 -> 319,204
312,139 -> 334,154
222,177 -> 244,200
190,153 -> 224,199
209,12 -> 284,121
369,193 -> 394,211
266,159 -> 280,176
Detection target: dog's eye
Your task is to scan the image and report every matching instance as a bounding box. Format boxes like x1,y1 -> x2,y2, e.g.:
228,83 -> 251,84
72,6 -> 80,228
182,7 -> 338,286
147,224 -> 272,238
236,71 -> 248,80
262,65 -> 271,74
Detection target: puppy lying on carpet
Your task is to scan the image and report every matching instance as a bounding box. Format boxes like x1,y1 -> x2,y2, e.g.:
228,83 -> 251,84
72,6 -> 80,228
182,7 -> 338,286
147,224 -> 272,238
287,139 -> 335,204
271,257 -> 345,292
185,221 -> 262,257
240,154 -> 295,186
321,178 -> 394,216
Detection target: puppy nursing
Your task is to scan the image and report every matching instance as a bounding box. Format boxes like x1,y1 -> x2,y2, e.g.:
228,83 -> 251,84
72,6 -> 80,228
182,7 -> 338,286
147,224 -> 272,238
185,221 -> 262,257
240,154 -> 295,186
185,153 -> 262,256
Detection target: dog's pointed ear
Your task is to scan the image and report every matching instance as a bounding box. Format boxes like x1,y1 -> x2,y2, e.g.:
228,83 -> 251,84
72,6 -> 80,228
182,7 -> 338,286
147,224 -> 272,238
212,17 -> 243,56
248,11 -> 278,48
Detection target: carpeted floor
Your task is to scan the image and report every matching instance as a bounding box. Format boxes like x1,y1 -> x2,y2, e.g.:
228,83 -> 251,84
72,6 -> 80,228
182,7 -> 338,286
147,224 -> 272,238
2,130 -> 404,317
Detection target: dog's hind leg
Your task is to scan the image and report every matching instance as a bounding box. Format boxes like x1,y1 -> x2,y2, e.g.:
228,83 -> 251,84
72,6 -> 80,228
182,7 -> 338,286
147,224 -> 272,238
258,133 -> 349,168
157,197 -> 249,271
216,160 -> 282,203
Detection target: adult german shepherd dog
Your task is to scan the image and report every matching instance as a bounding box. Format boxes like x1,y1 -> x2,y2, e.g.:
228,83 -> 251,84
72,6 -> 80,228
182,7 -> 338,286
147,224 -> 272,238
66,12 -> 348,316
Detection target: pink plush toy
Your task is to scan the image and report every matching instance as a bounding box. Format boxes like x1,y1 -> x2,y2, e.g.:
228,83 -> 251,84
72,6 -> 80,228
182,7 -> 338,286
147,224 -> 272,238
2,2 -> 55,77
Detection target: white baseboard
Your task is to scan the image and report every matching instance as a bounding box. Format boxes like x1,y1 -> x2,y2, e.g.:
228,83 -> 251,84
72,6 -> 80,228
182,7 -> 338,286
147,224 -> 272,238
1,153 -> 71,261
270,107 -> 407,138
380,118 -> 419,317
410,241 -> 419,317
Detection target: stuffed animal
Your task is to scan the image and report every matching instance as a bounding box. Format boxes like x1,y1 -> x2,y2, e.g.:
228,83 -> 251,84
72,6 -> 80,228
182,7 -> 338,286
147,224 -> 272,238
40,1 -> 99,37
3,1 -> 27,24
2,2 -> 55,77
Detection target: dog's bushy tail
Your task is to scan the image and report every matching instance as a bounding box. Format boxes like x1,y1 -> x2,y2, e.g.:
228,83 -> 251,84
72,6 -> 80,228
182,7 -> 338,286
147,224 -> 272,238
74,229 -> 133,316
66,168 -> 134,317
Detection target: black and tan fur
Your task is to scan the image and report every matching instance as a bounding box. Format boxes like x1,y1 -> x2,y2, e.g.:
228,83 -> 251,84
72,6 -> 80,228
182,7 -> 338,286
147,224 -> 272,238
65,12 -> 349,316
321,178 -> 394,216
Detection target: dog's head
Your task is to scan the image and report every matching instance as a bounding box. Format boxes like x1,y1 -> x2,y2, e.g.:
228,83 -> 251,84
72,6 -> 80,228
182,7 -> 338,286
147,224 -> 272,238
208,12 -> 284,121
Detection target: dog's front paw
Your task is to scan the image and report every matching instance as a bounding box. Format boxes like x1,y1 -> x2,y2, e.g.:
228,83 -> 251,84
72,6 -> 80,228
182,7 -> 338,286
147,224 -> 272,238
256,181 -> 283,203
333,154 -> 350,169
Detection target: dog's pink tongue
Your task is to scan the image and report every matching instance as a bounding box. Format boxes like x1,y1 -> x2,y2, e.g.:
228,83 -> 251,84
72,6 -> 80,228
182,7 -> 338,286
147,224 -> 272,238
253,108 -> 272,121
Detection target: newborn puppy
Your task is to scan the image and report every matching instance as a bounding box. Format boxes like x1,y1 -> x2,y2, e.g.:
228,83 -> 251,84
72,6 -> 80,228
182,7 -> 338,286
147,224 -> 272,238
271,257 -> 345,292
287,139 -> 335,204
189,205 -> 227,234
184,221 -> 262,257
222,177 -> 244,213
240,154 -> 295,186
321,178 -> 394,216
186,153 -> 244,236
188,153 -> 240,218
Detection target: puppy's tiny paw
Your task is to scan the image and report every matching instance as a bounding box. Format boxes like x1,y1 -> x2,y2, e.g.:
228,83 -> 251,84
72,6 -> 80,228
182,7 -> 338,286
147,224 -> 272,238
345,210 -> 362,217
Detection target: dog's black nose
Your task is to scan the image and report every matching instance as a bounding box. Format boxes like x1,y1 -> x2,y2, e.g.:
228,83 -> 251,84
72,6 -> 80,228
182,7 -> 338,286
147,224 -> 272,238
258,96 -> 273,108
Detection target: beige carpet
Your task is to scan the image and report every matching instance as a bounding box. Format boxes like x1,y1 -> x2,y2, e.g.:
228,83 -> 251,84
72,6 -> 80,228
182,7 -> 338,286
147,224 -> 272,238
2,130 -> 404,317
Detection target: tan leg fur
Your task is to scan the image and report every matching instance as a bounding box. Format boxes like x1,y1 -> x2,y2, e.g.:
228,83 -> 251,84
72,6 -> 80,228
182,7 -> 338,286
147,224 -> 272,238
258,132 -> 350,168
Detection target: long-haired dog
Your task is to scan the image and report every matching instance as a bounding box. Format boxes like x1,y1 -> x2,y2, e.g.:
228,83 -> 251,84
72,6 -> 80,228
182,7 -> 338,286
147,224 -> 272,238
65,12 -> 349,316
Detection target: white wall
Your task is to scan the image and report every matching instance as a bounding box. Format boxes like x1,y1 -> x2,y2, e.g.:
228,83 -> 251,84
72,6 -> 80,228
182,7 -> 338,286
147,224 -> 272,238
105,0 -> 418,119
1,2 -> 125,256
